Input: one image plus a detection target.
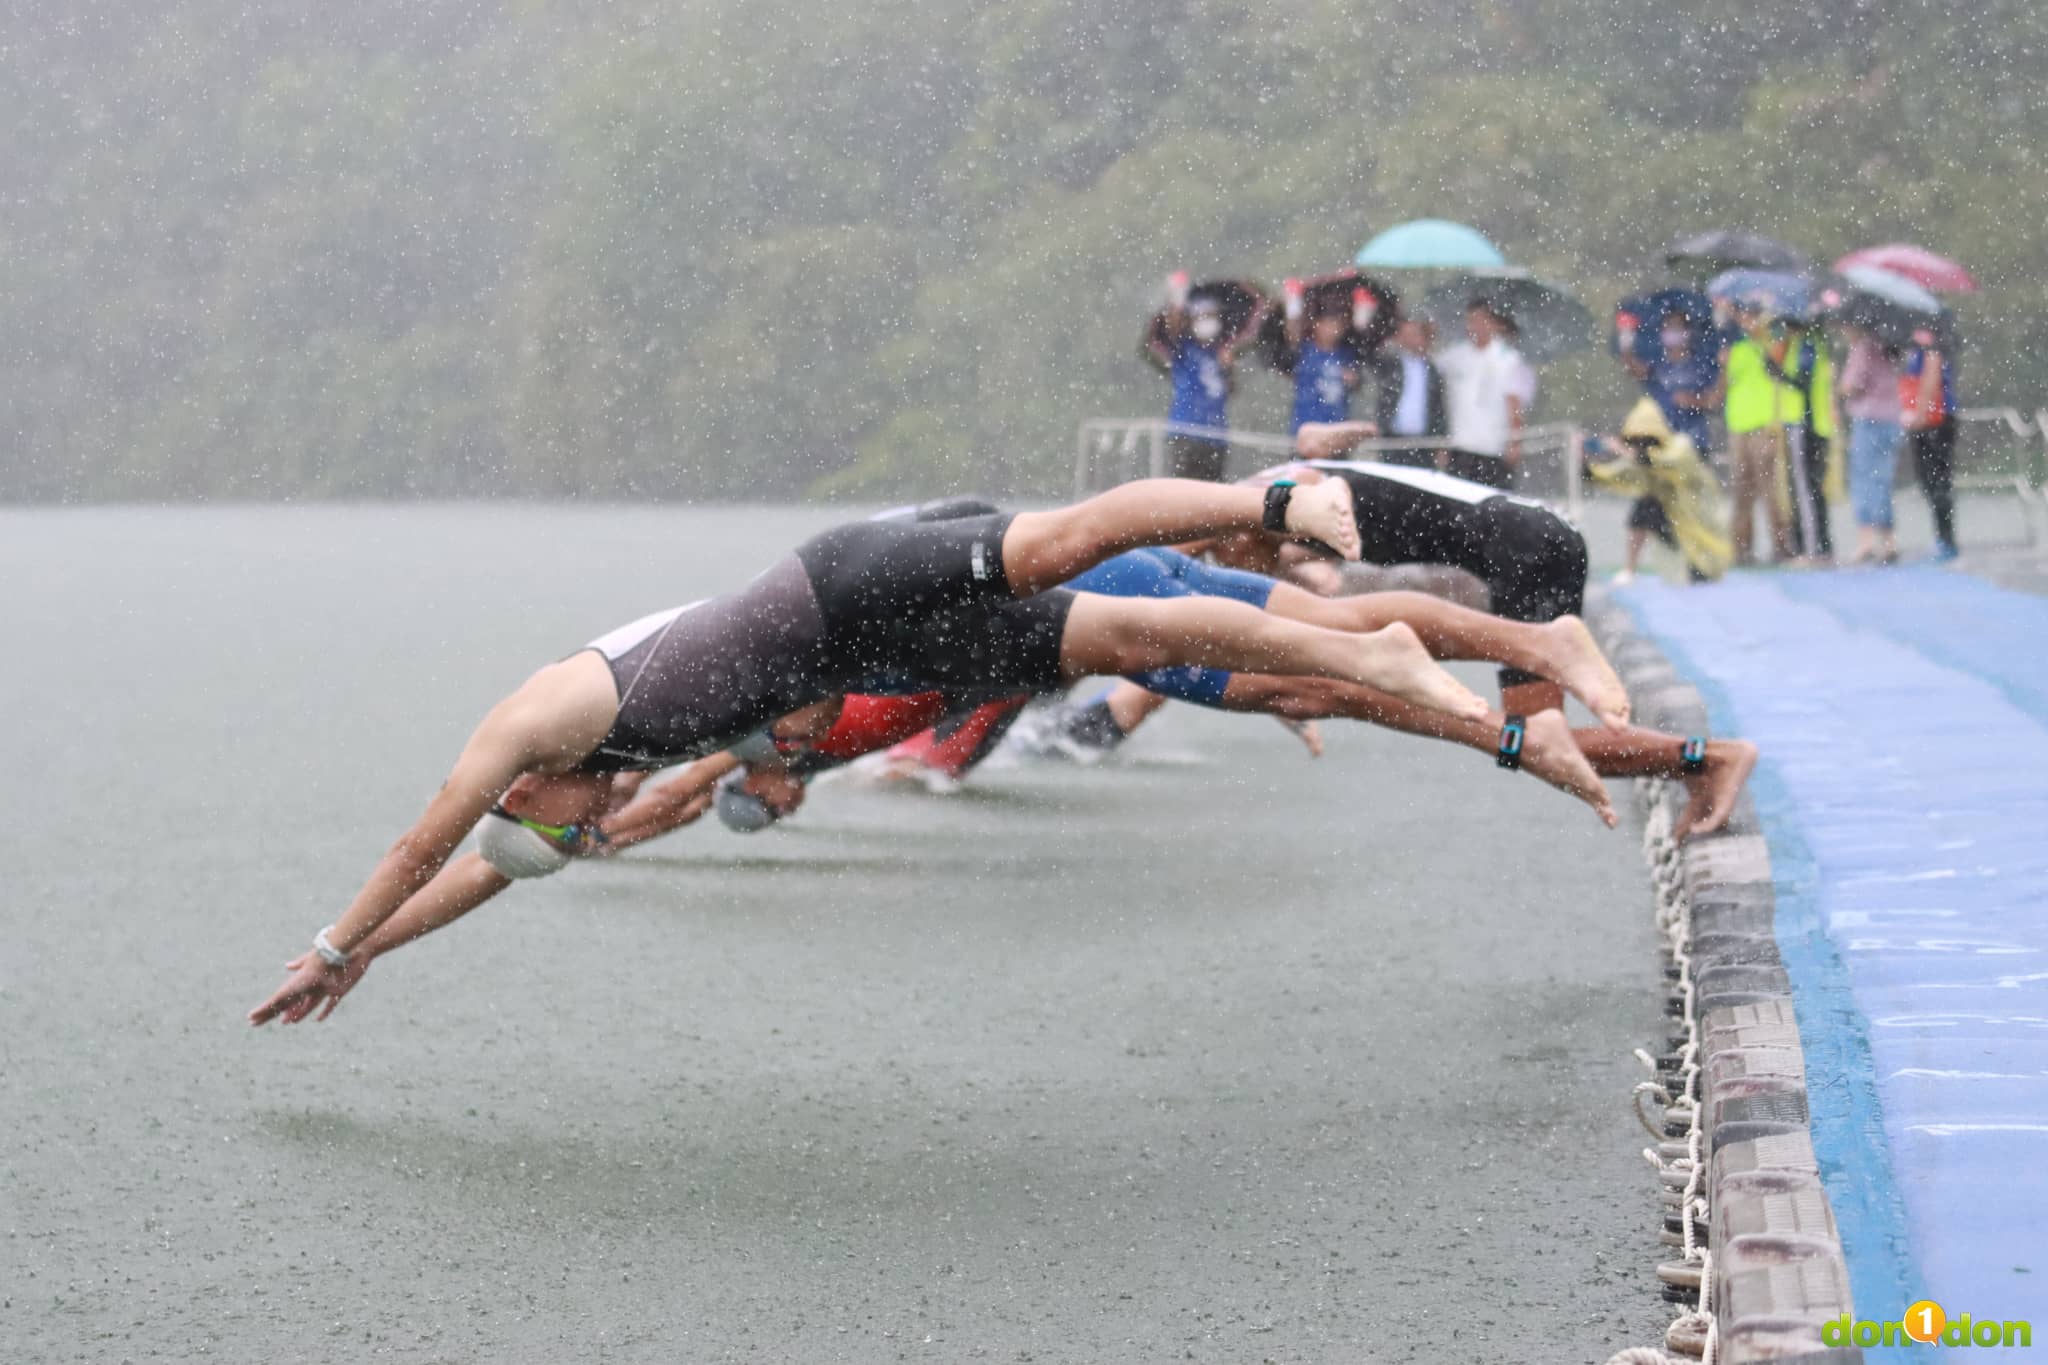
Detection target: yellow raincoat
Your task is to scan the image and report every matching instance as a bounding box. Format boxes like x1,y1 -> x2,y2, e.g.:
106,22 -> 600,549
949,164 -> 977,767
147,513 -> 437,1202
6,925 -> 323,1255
1588,398 -> 1733,582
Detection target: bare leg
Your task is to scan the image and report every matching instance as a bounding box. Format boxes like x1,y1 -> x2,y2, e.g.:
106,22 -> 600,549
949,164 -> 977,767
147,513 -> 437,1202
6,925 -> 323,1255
1210,673 -> 1614,826
1000,478 -> 1361,594
1057,594 -> 1488,721
1506,677 -> 1758,839
1570,730 -> 1759,841
1105,682 -> 1170,732
1263,582 -> 1630,728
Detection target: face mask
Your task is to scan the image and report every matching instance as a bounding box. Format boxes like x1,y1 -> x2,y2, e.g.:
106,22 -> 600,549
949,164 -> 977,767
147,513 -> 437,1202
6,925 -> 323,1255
1192,316 -> 1222,342
1661,328 -> 1688,348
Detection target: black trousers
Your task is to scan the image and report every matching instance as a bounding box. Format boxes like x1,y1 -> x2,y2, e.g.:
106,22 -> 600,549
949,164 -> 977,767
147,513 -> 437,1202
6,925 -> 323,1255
1911,420 -> 1957,550
1788,425 -> 1833,558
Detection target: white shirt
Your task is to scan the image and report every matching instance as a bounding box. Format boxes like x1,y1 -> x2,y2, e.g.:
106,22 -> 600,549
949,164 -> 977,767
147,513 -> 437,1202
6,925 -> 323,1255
1505,349 -> 1537,408
1435,338 -> 1520,456
1392,354 -> 1430,436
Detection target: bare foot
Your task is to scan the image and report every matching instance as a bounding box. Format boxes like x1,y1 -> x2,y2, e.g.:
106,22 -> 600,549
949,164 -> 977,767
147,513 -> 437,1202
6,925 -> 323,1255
866,754 -> 930,786
1284,477 -> 1362,561
1352,621 -> 1490,721
1542,615 -> 1631,729
1275,716 -> 1324,757
1294,421 -> 1376,461
1676,739 -> 1758,841
1518,709 -> 1616,827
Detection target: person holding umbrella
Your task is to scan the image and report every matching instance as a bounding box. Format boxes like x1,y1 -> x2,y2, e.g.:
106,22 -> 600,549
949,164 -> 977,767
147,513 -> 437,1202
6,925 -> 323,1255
1280,278 -> 1365,434
1713,298 -> 1796,565
1625,305 -> 1717,455
1901,324 -> 1961,560
1147,272 -> 1240,481
1834,322 -> 1905,564
1763,315 -> 1837,563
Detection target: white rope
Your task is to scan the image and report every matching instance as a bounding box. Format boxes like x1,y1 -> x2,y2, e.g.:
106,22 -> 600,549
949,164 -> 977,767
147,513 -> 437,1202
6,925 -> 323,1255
1611,777 -> 1721,1365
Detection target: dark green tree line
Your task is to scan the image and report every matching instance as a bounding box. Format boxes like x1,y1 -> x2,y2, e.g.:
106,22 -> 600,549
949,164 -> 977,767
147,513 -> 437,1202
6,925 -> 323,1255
3,0 -> 2042,500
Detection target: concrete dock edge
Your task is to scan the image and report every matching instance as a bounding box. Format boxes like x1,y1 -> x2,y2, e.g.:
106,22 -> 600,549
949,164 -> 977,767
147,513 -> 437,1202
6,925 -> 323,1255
1585,590 -> 1864,1365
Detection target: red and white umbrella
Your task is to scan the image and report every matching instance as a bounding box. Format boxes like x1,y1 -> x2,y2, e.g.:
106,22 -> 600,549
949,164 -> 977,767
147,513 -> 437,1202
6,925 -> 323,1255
1833,244 -> 1978,295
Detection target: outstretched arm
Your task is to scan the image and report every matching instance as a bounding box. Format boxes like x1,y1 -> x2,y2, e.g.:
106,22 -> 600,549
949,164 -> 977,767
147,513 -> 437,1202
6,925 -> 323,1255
598,697 -> 844,850
247,653 -> 617,1025
246,726 -> 533,1027
252,853 -> 514,1024
1000,476 -> 1362,595
600,753 -> 737,851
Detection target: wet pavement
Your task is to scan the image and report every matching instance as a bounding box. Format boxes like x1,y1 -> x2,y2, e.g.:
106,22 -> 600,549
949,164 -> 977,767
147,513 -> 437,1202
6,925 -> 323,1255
2,505 -> 1670,1363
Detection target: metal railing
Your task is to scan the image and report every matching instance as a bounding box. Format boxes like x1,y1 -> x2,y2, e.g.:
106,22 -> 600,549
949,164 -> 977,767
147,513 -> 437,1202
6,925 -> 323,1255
1954,406 -> 2048,544
1074,418 -> 1590,523
1078,409 -> 2048,546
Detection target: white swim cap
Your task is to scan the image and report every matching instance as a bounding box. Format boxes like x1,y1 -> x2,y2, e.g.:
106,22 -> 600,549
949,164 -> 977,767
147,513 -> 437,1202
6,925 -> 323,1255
477,812 -> 573,879
714,771 -> 781,833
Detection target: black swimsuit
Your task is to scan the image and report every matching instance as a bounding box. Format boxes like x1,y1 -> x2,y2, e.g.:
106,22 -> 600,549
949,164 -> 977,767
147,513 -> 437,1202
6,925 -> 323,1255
576,513 -> 1075,772
1310,460 -> 1588,623
1309,461 -> 1588,687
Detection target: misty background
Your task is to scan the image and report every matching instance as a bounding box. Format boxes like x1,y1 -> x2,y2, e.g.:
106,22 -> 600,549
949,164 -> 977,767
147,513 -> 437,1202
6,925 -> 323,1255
5,0 -> 2043,502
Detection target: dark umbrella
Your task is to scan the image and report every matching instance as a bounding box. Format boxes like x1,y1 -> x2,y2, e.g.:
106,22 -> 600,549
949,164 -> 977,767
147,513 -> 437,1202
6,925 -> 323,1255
1419,271 -> 1593,364
1612,287 -> 1714,365
1813,269 -> 1950,350
1664,230 -> 1807,278
1142,279 -> 1269,367
1256,269 -> 1401,372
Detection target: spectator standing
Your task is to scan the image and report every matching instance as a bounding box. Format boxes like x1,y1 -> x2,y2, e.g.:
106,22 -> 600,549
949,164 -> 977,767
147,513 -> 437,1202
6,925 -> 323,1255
1765,318 -> 1833,563
1281,279 -> 1362,434
1627,308 -> 1715,454
1714,301 -> 1793,564
1370,316 -> 1447,468
1901,326 -> 1959,560
1147,271 -> 1236,481
1617,310 -> 1716,578
1435,300 -> 1524,489
1835,324 -> 1903,564
1588,397 -> 1733,585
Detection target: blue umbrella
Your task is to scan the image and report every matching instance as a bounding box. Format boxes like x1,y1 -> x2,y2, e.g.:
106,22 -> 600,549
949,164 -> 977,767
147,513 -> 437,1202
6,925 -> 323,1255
1355,219 -> 1507,271
1706,269 -> 1812,319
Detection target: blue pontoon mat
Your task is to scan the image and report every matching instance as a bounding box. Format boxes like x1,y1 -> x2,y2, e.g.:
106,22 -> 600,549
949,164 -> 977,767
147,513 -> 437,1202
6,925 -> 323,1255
1621,568 -> 2047,1327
